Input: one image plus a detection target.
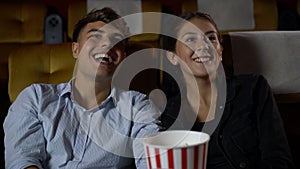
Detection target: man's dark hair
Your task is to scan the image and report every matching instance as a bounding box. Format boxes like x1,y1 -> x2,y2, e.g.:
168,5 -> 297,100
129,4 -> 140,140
72,7 -> 130,42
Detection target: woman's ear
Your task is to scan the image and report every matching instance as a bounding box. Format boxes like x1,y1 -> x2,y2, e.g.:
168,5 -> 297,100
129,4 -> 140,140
166,51 -> 178,65
218,45 -> 223,61
72,42 -> 79,59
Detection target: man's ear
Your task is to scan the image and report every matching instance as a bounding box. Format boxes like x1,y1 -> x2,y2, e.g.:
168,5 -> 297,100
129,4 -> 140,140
72,42 -> 79,59
122,51 -> 127,59
166,51 -> 178,65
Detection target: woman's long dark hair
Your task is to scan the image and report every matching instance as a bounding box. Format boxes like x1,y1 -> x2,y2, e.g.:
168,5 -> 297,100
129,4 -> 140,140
160,11 -> 225,130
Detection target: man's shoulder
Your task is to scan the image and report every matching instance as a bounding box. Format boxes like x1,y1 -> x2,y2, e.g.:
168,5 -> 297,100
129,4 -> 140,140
19,82 -> 70,101
29,82 -> 69,93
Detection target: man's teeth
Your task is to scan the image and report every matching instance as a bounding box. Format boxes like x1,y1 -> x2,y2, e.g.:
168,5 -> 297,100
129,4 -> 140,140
94,53 -> 107,59
94,54 -> 112,62
194,57 -> 210,62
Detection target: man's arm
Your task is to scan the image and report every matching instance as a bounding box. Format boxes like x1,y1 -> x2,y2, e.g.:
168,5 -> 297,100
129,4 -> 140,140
130,93 -> 161,168
3,85 -> 46,169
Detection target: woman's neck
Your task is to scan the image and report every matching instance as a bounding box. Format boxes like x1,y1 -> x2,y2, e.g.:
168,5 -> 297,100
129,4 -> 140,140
185,75 -> 217,122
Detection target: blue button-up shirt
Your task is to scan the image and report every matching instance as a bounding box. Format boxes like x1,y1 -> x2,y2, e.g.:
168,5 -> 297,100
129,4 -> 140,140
4,81 -> 161,169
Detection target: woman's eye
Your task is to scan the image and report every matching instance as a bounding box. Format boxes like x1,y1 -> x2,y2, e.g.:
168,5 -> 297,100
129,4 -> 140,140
206,34 -> 219,43
208,36 -> 217,41
185,37 -> 196,43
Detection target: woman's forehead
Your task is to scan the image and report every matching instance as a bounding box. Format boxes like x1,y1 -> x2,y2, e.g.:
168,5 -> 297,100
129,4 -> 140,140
178,18 -> 215,36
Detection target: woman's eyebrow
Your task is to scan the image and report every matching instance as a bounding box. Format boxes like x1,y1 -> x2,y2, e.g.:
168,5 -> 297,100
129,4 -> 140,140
205,30 -> 217,35
180,30 -> 217,39
180,32 -> 197,39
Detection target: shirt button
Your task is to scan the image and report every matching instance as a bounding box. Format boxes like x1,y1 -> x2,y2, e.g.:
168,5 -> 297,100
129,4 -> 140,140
239,162 -> 247,168
80,130 -> 85,135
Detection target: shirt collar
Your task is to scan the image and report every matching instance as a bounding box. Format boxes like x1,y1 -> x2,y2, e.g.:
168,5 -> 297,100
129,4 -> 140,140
109,87 -> 125,107
56,78 -> 73,97
58,78 -> 118,107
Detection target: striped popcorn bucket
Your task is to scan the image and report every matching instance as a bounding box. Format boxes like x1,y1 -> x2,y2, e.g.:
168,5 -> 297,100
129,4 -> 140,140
143,130 -> 210,169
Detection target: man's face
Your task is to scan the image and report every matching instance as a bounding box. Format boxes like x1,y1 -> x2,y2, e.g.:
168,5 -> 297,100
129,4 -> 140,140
72,21 -> 126,82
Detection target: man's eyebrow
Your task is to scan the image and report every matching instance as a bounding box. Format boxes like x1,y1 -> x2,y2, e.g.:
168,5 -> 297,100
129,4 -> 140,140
87,29 -> 104,34
112,32 -> 125,38
87,28 -> 124,38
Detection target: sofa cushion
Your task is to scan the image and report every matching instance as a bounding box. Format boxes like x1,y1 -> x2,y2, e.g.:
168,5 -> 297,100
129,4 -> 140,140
8,43 -> 75,102
0,0 -> 47,43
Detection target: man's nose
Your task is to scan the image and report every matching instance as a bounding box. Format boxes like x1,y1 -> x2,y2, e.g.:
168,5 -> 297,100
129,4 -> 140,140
99,37 -> 112,49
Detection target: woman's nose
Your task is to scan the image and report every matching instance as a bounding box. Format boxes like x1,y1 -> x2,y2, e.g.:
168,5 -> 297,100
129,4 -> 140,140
195,42 -> 209,51
195,35 -> 209,50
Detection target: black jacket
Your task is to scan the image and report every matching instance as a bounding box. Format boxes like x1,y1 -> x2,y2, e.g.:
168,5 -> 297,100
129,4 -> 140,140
161,74 -> 294,169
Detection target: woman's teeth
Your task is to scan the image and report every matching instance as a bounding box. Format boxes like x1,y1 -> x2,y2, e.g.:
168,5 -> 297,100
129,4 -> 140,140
194,57 -> 210,63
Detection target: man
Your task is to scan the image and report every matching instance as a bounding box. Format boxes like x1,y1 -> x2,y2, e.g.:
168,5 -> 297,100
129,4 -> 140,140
4,7 -> 160,169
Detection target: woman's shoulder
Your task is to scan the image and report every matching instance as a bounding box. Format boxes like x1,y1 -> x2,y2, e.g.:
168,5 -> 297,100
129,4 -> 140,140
227,74 -> 269,87
226,74 -> 272,99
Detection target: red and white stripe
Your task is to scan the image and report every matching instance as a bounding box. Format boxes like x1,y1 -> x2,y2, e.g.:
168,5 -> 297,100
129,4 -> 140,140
146,143 -> 208,169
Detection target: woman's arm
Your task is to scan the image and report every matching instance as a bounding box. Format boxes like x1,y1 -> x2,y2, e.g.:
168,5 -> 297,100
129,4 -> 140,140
254,75 -> 295,168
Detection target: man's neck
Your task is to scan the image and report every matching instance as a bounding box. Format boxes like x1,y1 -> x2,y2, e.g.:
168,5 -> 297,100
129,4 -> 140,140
73,77 -> 111,110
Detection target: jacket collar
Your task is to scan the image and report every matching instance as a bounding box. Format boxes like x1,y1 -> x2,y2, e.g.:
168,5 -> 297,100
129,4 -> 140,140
225,76 -> 239,103
217,76 -> 241,129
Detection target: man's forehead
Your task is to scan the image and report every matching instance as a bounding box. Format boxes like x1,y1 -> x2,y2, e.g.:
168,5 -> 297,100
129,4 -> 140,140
85,21 -> 123,34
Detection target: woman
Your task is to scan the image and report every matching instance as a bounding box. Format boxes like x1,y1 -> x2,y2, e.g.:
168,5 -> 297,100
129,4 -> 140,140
161,11 -> 294,169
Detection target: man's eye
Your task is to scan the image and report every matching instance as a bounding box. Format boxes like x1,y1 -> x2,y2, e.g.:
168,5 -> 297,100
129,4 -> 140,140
111,36 -> 122,44
89,34 -> 101,39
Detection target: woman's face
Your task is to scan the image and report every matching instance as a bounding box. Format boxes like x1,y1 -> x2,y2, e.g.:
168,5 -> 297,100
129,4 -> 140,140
174,17 -> 222,79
